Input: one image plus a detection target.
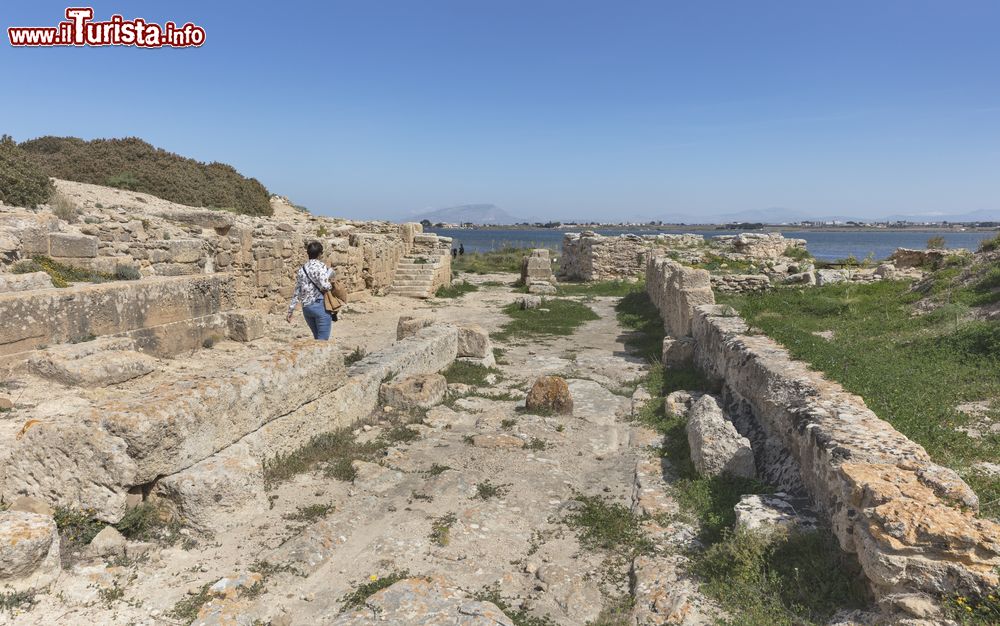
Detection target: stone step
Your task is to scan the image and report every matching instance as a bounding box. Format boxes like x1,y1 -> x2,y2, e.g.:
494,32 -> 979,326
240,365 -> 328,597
393,270 -> 436,278
392,289 -> 433,298
392,279 -> 435,287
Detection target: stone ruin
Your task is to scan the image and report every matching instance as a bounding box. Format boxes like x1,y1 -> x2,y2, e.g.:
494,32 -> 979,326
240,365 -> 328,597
559,230 -> 810,290
645,253 -> 1000,621
519,248 -> 556,294
0,179 -> 463,593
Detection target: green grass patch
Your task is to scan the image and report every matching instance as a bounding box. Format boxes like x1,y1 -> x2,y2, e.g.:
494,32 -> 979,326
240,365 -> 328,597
722,279 -> 1000,518
565,494 -> 653,557
693,529 -> 870,625
283,503 -> 335,523
435,281 -> 479,298
452,246 -> 536,274
0,590 -> 36,616
615,289 -> 666,360
691,252 -> 756,274
263,426 -> 419,488
474,480 -> 509,500
557,280 -> 640,297
168,583 -> 212,622
945,589 -> 1000,624
12,255 -> 139,289
442,360 -> 503,386
493,298 -> 599,341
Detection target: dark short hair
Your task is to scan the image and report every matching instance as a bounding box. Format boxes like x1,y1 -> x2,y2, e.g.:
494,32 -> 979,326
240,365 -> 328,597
306,241 -> 323,259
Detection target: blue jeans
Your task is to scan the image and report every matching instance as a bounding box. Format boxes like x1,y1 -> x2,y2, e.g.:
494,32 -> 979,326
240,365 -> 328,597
302,300 -> 332,340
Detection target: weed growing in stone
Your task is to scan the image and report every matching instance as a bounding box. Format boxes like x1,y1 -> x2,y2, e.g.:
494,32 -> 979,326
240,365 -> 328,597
11,255 -> 134,288
339,571 -> 411,612
564,495 -> 652,556
429,512 -> 456,546
283,503 -> 334,523
442,361 -> 503,386
427,463 -> 451,475
474,480 -> 508,500
493,298 -> 599,341
0,590 -> 35,616
168,583 -> 212,623
97,581 -> 126,607
345,346 -> 367,366
435,281 -> 479,298
501,418 -> 517,429
525,437 -> 548,451
586,595 -> 635,626
474,584 -> 558,626
945,589 -> 1000,624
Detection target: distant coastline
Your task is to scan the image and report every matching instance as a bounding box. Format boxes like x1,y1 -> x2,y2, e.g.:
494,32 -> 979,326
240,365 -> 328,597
433,223 -> 999,233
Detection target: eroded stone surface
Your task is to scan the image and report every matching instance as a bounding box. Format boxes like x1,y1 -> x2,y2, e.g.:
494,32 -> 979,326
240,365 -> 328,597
525,376 -> 573,415
685,395 -> 755,479
0,511 -> 60,591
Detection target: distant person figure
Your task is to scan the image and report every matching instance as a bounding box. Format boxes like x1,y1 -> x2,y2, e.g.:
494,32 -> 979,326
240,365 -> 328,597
459,244 -> 465,256
452,247 -> 458,258
286,241 -> 335,340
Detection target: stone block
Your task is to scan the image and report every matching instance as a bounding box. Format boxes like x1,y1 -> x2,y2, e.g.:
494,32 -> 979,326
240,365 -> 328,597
661,336 -> 695,367
685,395 -> 755,479
226,309 -> 265,342
48,232 -> 98,258
165,238 -> 204,263
379,373 -> 448,410
0,511 -> 60,591
28,339 -> 157,387
457,325 -> 492,359
396,315 -> 435,340
526,376 -> 573,415
89,525 -> 127,558
518,295 -> 542,310
528,281 -> 557,294
154,442 -> 267,534
0,272 -> 53,293
816,269 -> 849,286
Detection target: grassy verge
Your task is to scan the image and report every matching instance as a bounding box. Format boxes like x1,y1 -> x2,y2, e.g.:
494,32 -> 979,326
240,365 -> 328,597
435,281 -> 479,298
720,280 -> 1000,519
340,571 -> 412,612
442,361 -> 503,386
263,425 -> 420,488
12,255 -> 139,288
452,246 -> 536,274
622,289 -> 870,624
493,298 -> 598,341
557,280 -> 640,297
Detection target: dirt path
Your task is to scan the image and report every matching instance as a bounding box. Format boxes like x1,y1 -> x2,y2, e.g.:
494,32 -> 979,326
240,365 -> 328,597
11,280 -> 705,626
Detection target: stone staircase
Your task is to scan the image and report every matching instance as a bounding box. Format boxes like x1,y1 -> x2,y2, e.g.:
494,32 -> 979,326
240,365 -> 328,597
390,255 -> 445,298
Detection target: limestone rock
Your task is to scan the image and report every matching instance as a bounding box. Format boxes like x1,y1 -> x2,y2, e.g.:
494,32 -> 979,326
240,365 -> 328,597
784,270 -> 817,285
520,249 -> 554,285
2,418 -> 138,523
351,460 -> 403,493
49,232 -> 98,258
457,325 -> 492,359
0,396 -> 13,411
664,390 -> 703,417
89,525 -> 127,558
566,379 -> 628,425
685,395 -> 755,479
816,269 -> 850,286
525,376 -> 573,415
153,443 -> 267,534
527,280 -> 557,295
28,339 -> 157,387
0,271 -> 53,293
662,336 -> 695,367
397,315 -> 435,340
535,564 -> 603,624
0,511 -> 60,591
379,373 -> 448,410
226,310 -> 265,342
734,493 -> 818,533
518,295 -> 542,310
8,495 -> 54,517
472,434 -> 525,449
329,576 -> 514,625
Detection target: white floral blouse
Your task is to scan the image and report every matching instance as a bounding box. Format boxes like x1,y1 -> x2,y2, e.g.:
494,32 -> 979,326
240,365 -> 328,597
288,259 -> 334,313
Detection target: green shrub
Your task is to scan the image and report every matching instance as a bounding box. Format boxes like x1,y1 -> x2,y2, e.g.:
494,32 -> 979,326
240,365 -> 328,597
979,233 -> 1000,253
783,246 -> 813,262
927,235 -> 947,249
0,135 -> 53,208
19,136 -> 271,216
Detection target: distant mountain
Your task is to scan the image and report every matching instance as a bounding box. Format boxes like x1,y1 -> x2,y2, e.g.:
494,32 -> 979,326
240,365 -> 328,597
414,204 -> 526,225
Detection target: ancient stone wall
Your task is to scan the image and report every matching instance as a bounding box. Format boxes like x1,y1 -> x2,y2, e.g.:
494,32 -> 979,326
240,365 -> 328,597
645,256 -> 1000,615
0,275 -> 236,357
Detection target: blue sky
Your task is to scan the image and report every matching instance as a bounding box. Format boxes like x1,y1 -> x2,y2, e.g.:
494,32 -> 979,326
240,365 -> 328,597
2,1 -> 999,221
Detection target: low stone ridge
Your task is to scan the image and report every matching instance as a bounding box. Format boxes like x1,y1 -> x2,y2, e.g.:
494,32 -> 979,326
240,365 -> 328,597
685,395 -> 755,479
27,337 -> 156,387
0,271 -> 53,293
646,257 -> 1000,613
645,255 -> 714,339
380,373 -> 448,410
525,376 -> 573,415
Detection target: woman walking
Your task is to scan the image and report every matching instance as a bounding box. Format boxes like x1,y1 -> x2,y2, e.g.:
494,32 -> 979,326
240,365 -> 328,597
286,241 -> 335,340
